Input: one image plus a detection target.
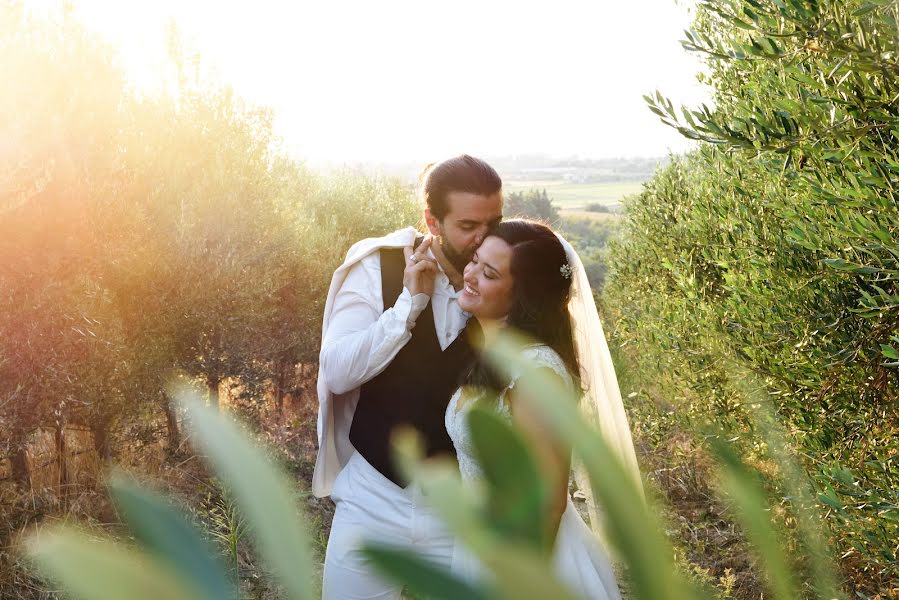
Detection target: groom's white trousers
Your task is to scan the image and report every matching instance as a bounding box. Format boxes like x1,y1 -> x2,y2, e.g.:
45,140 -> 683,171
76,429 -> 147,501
322,450 -> 454,600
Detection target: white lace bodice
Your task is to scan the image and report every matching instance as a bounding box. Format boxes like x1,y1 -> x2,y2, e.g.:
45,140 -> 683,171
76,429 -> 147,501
444,345 -> 624,600
445,344 -> 573,481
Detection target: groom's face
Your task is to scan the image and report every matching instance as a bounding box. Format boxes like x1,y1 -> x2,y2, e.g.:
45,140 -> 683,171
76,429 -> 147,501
426,191 -> 503,273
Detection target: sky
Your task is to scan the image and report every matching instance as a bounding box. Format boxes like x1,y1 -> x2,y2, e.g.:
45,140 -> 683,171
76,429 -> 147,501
27,0 -> 711,165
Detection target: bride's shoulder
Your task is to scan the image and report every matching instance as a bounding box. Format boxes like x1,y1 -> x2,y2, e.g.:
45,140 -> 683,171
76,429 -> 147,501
519,344 -> 571,384
521,343 -> 556,360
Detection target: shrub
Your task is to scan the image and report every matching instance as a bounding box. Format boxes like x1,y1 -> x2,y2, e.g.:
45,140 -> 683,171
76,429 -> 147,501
608,0 -> 899,589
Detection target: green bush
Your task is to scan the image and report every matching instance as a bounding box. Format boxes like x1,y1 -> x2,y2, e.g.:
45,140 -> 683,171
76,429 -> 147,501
606,0 -> 899,590
559,217 -> 621,291
583,202 -> 612,213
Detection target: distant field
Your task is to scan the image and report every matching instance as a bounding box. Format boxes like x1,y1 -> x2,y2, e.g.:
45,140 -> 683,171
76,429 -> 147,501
505,180 -> 644,209
560,209 -> 623,222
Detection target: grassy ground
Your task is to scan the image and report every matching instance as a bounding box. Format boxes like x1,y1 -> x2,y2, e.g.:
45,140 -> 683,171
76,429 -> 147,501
0,384 -> 330,600
505,180 -> 644,209
611,347 -> 766,600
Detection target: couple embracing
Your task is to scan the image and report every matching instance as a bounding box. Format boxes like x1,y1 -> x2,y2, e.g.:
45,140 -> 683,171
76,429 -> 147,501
313,155 -> 641,599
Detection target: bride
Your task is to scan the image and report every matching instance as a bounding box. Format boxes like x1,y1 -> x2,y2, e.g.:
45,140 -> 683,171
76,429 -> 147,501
445,219 -> 642,599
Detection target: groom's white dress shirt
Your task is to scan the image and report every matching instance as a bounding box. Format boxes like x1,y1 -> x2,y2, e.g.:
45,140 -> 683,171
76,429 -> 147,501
317,227 -> 472,599
313,227 -> 469,497
320,249 -> 468,392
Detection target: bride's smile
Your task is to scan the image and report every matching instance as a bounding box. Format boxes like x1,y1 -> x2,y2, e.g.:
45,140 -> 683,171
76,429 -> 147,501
458,236 -> 514,321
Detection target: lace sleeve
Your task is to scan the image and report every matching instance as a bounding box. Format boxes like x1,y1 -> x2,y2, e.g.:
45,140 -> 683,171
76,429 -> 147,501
506,345 -> 573,393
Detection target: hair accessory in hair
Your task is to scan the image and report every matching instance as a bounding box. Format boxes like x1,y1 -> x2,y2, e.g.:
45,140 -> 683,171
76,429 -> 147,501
559,262 -> 573,279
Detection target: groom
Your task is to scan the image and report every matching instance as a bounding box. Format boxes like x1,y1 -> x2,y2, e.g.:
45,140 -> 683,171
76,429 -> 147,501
314,155 -> 503,599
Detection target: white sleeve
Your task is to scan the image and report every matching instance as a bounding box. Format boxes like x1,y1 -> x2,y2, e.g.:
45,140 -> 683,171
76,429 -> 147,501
320,254 -> 430,395
508,346 -> 573,390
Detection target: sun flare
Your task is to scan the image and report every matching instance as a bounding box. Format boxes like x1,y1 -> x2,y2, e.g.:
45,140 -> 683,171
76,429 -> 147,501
19,0 -> 708,164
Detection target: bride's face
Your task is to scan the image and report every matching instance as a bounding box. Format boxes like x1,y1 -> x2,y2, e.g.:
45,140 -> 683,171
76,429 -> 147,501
459,236 -> 514,322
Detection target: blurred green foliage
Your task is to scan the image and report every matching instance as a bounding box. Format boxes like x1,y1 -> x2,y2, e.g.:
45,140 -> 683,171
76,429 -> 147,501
24,360 -> 844,600
606,0 -> 899,592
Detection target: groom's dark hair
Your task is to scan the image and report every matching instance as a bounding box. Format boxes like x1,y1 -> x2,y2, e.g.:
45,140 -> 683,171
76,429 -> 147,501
418,155 -> 502,220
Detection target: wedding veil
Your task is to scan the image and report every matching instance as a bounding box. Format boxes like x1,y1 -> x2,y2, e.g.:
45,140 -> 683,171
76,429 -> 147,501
557,235 -> 645,511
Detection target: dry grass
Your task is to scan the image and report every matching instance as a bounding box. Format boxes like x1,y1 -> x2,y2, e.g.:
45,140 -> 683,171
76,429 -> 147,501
636,430 -> 763,599
0,368 -> 330,600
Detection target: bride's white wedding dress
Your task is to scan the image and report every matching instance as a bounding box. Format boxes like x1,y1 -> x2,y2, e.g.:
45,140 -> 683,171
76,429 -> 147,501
445,344 -> 622,600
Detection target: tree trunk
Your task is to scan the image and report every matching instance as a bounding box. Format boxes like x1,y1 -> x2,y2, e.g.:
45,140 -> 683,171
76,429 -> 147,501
54,424 -> 69,505
10,428 -> 31,490
275,358 -> 290,416
160,391 -> 181,454
91,417 -> 113,463
207,375 -> 221,410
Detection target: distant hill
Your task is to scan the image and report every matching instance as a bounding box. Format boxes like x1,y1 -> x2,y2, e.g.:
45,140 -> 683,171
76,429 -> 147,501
345,155 -> 669,186
488,155 -> 668,184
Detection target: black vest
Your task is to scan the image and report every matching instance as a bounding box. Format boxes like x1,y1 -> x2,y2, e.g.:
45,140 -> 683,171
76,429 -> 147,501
349,245 -> 479,487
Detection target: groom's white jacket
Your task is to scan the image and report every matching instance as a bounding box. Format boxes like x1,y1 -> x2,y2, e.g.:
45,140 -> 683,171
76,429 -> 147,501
313,227 -> 469,497
313,227 -> 417,497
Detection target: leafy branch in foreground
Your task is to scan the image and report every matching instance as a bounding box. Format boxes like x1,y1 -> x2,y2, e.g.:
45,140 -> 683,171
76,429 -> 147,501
24,385 -> 316,600
22,349 -> 844,600
364,331 -> 846,600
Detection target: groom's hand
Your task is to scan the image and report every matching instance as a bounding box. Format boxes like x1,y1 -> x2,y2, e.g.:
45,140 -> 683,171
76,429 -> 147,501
403,235 -> 439,298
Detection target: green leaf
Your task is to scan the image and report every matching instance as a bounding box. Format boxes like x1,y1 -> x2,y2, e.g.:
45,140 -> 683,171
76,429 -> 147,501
487,334 -> 702,600
852,2 -> 879,17
177,387 -> 315,600
822,258 -> 878,273
108,473 -> 236,600
727,373 -> 846,599
829,465 -> 856,487
879,344 -> 899,360
878,508 -> 899,522
818,492 -> 844,513
774,98 -> 803,114
361,546 -> 495,600
468,406 -> 549,551
26,526 -> 203,600
388,429 -> 583,600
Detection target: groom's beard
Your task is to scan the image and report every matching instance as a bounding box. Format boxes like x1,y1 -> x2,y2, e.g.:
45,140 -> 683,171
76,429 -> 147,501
440,236 -> 473,274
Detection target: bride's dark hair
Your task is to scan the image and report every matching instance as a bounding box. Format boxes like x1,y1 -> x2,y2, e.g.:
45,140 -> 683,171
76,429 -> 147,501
463,219 -> 581,393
